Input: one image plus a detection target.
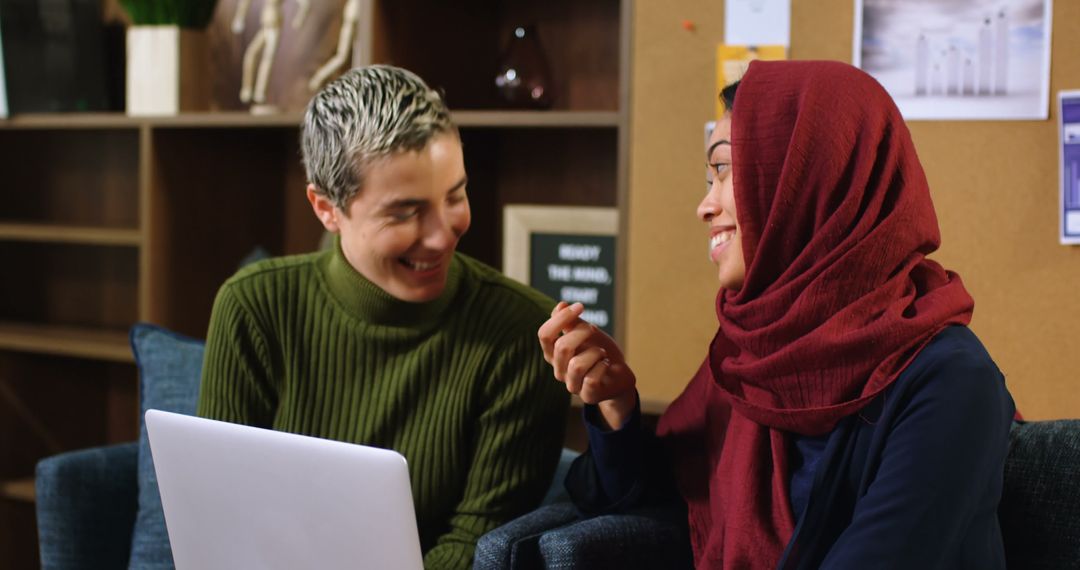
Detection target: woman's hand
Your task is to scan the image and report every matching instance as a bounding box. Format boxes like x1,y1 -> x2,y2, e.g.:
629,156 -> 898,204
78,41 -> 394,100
538,302 -> 637,430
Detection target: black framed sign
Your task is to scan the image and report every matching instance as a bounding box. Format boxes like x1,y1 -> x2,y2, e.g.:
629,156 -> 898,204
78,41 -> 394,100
503,206 -> 618,336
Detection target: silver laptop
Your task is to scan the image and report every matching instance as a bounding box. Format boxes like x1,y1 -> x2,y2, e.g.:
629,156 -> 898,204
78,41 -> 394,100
145,409 -> 424,570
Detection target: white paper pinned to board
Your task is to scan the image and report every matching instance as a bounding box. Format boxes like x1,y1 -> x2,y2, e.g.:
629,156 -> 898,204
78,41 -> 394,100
724,0 -> 791,47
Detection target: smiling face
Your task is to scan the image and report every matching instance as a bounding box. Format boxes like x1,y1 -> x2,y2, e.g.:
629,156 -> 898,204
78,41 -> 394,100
308,133 -> 471,302
697,115 -> 745,291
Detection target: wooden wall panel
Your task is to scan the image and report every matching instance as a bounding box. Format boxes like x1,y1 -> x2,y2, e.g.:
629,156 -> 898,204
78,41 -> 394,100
627,0 -> 1080,419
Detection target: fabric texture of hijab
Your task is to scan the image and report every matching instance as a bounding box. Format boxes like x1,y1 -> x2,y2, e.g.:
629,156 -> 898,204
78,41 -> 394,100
655,60 -> 975,569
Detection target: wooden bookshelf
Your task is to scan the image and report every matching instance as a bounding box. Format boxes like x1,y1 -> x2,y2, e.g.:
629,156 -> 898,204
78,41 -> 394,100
0,1 -> 631,564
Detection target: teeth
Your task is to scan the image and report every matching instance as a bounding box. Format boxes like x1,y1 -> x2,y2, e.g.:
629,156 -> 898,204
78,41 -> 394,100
709,231 -> 733,250
405,259 -> 438,271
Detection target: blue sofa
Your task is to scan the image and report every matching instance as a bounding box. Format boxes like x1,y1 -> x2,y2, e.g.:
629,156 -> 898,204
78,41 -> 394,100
34,323 -> 1080,569
35,323 -> 576,570
36,442 -> 580,569
473,419 -> 1080,569
37,324 -> 202,570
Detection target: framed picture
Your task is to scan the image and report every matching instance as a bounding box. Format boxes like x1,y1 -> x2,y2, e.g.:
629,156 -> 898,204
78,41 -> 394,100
503,205 -> 618,336
854,0 -> 1052,120
1061,90 -> 1080,245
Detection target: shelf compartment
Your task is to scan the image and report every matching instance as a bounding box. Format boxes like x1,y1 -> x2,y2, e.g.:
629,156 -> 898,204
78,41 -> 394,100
0,223 -> 141,246
0,351 -> 138,501
458,127 -> 618,269
0,129 -> 140,228
0,322 -> 132,362
0,242 -> 138,331
371,0 -> 621,111
146,127 -> 322,337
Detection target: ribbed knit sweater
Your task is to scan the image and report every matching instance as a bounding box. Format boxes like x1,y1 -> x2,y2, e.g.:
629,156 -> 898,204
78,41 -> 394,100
196,244 -> 568,569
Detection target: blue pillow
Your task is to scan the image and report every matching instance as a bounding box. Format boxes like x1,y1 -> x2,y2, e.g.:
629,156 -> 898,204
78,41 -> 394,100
128,324 -> 205,570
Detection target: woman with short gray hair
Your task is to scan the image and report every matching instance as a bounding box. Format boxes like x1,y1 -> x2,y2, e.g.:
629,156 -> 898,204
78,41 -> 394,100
199,65 -> 569,569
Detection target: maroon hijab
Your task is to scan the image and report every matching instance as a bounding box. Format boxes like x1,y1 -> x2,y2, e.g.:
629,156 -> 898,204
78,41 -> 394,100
656,61 -> 974,568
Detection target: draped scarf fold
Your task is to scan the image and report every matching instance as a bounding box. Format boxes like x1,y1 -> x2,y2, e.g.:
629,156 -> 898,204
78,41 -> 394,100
656,61 -> 974,569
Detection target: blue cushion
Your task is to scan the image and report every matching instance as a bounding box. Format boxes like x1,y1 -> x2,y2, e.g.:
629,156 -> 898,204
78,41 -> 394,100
128,324 -> 205,570
540,448 -> 580,506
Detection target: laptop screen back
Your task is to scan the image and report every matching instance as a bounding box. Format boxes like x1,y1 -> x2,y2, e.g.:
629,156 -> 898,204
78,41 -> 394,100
145,409 -> 424,570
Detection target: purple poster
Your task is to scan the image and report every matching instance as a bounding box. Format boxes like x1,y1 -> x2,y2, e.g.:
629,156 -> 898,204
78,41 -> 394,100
1061,92 -> 1080,244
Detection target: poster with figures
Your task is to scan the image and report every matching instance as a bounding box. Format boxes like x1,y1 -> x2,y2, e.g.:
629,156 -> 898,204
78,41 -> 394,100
1061,91 -> 1080,245
854,0 -> 1052,120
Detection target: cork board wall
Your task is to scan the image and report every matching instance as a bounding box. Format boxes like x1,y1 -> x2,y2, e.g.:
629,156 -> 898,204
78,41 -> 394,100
626,0 -> 1080,419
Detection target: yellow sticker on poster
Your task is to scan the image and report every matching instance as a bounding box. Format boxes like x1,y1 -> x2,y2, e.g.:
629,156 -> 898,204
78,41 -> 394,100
716,45 -> 787,117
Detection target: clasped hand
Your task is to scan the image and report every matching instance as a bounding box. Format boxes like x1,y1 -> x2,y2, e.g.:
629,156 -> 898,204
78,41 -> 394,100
538,302 -> 637,429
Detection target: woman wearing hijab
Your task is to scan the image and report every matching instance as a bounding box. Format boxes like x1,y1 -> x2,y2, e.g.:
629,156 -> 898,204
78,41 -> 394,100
538,60 -> 1015,569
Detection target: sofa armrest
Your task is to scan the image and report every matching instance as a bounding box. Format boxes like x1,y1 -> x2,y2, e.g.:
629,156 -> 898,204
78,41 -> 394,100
1000,420 -> 1080,570
36,442 -> 139,570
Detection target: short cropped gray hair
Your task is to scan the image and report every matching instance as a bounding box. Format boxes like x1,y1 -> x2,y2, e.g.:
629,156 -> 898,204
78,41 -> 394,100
301,65 -> 456,209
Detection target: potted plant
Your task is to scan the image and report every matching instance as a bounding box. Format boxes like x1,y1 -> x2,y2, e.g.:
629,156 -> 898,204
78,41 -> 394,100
122,0 -> 219,115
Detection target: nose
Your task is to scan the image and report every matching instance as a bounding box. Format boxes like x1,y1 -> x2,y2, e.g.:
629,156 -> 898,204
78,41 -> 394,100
422,208 -> 459,251
697,180 -> 721,222
421,212 -> 455,250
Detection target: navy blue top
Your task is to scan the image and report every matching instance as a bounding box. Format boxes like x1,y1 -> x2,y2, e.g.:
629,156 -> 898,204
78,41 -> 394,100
570,325 -> 1015,569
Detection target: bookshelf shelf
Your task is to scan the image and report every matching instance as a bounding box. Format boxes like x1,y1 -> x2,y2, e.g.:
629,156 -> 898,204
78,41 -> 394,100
0,478 -> 35,503
0,223 -> 141,247
0,322 -> 133,362
0,110 -> 620,130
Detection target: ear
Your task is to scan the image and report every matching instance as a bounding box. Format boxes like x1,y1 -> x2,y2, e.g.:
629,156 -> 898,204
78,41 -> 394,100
307,184 -> 340,233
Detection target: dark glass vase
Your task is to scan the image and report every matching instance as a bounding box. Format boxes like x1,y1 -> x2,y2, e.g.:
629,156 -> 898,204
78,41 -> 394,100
494,25 -> 554,109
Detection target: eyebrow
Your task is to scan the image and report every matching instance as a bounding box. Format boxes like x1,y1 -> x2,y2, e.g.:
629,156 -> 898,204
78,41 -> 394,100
706,139 -> 731,161
380,175 -> 469,211
446,175 -> 468,194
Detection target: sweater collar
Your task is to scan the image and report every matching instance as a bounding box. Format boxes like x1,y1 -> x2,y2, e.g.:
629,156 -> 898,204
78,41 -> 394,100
322,238 -> 463,327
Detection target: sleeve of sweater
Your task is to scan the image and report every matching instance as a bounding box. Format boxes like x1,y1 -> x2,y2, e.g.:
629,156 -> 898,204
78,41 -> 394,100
565,393 -> 681,514
196,280 -> 278,427
422,328 -> 569,570
818,345 -> 1015,569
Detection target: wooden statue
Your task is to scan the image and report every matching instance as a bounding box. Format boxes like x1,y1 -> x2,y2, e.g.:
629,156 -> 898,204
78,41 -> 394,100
233,0 -> 310,109
308,0 -> 361,92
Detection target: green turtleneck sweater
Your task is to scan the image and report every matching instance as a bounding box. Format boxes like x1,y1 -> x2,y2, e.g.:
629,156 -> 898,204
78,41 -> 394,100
196,245 -> 568,569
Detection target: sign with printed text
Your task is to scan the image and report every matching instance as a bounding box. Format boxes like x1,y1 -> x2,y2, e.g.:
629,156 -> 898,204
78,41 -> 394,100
529,234 -> 616,336
502,205 -> 619,337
